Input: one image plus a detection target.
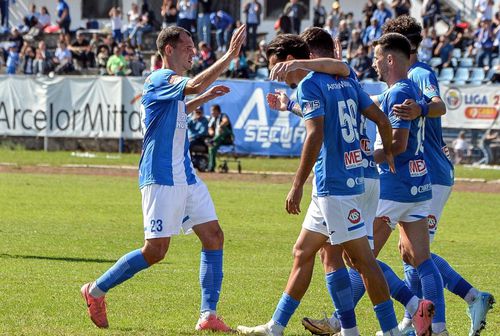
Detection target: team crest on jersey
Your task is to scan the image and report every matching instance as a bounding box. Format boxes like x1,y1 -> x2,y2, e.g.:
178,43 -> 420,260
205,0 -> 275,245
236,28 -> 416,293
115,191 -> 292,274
303,100 -> 320,115
360,138 -> 372,155
348,209 -> 361,224
424,84 -> 438,96
442,145 -> 452,161
409,159 -> 427,177
344,149 -> 363,169
428,215 -> 437,229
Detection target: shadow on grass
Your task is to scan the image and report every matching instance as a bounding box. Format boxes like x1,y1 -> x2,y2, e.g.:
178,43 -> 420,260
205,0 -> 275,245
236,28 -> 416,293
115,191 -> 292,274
0,253 -> 117,263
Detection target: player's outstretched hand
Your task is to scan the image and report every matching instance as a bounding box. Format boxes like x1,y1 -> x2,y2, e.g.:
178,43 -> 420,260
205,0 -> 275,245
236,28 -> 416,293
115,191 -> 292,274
206,85 -> 230,100
266,91 -> 290,111
386,152 -> 396,174
269,60 -> 298,82
227,24 -> 246,59
393,99 -> 421,120
286,185 -> 303,215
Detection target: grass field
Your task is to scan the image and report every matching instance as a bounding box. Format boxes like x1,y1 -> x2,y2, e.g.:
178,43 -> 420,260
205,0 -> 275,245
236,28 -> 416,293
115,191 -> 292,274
0,172 -> 498,335
1,148 -> 500,181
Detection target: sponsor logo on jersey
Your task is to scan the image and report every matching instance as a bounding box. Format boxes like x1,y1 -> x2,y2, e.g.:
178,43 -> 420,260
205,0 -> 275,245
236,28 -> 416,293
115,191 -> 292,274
428,215 -> 437,229
327,81 -> 353,91
303,100 -> 321,115
360,138 -> 372,155
409,159 -> 427,177
346,177 -> 364,188
348,209 -> 361,224
410,183 -> 432,196
344,149 -> 363,169
442,145 -> 452,161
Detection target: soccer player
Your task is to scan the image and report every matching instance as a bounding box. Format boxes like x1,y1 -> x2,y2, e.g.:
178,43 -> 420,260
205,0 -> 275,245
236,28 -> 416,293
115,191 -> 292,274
237,33 -> 401,336
80,25 -> 247,332
268,28 -> 434,336
368,32 -> 447,336
382,16 -> 495,336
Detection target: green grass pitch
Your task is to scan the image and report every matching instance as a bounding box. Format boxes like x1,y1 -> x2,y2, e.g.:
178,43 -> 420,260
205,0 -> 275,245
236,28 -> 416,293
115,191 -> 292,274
0,172 -> 498,335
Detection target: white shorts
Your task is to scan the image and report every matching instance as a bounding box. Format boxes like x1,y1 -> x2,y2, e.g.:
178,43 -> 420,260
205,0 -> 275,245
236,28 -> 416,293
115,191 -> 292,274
141,181 -> 218,239
360,178 -> 379,250
428,184 -> 452,242
302,194 -> 366,245
376,199 -> 430,230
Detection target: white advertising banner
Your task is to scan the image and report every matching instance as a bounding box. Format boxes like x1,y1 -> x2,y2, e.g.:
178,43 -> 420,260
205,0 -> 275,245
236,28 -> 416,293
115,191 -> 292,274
441,84 -> 500,129
0,75 -> 145,139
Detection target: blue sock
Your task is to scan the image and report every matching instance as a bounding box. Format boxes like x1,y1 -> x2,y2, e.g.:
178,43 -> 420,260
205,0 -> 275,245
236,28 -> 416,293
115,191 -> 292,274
417,258 -> 446,323
404,262 -> 422,319
326,268 -> 356,329
377,260 -> 414,307
431,253 -> 472,299
200,249 -> 223,312
272,292 -> 300,327
347,268 -> 366,308
374,299 -> 398,332
95,249 -> 150,293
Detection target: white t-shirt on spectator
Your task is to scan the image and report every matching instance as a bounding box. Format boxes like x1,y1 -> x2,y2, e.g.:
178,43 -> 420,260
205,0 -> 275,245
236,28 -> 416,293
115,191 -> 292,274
128,10 -> 140,28
55,48 -> 72,62
475,0 -> 493,20
38,13 -> 51,27
111,16 -> 122,30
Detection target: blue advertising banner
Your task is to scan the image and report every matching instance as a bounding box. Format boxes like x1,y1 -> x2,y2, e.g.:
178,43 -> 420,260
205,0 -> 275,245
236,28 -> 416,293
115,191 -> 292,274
201,79 -> 388,157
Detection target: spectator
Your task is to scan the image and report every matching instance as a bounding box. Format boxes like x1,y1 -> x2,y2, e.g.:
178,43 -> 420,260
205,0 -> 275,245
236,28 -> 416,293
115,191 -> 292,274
228,50 -> 249,78
391,0 -> 411,17
188,107 -> 209,146
24,4 -> 40,30
38,6 -> 51,30
350,45 -> 374,80
490,63 -> 500,82
373,1 -> 392,29
20,44 -> 35,75
9,27 -> 23,52
252,39 -> 268,72
337,19 -> 351,50
34,40 -> 51,74
313,0 -> 327,28
475,0 -> 494,23
198,41 -> 216,70
124,44 -> 145,76
150,51 -> 162,72
474,19 -> 495,69
6,45 -> 19,74
345,12 -> 355,31
244,0 -> 262,51
284,0 -> 307,35
421,0 -> 441,29
480,129 -> 499,164
70,31 -> 93,69
362,17 -> 381,46
210,10 -> 234,52
56,0 -> 71,34
176,0 -> 197,33
329,1 -> 342,28
452,131 -> 471,164
0,0 -> 11,31
96,46 -> 109,75
434,35 -> 453,70
52,41 -> 74,74
323,15 -> 338,37
274,11 -> 292,35
106,46 -> 127,76
161,0 -> 177,28
109,7 -> 123,43
99,34 -> 116,57
126,3 -> 142,48
418,27 -> 436,63
346,29 -> 363,61
197,0 -> 212,46
207,104 -> 233,172
362,0 -> 377,28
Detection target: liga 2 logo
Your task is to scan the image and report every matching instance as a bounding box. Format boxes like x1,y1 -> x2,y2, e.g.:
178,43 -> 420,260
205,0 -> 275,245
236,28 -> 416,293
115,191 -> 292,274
348,209 -> 361,224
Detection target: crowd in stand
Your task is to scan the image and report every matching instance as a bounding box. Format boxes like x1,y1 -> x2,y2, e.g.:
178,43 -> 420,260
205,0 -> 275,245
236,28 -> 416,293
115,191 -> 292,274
1,0 -> 500,82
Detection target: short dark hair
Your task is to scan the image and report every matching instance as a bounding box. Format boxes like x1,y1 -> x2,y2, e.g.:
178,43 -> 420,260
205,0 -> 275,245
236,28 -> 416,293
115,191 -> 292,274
156,26 -> 191,57
299,27 -> 334,58
382,16 -> 423,49
373,33 -> 411,60
266,34 -> 310,62
211,104 -> 221,112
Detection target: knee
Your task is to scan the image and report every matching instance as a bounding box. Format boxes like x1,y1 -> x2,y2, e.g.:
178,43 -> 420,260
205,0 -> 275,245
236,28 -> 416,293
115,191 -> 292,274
201,226 -> 224,250
142,242 -> 169,265
292,244 -> 314,264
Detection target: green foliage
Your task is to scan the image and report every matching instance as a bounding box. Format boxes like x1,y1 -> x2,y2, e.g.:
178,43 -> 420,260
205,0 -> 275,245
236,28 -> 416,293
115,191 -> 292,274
0,173 -> 497,335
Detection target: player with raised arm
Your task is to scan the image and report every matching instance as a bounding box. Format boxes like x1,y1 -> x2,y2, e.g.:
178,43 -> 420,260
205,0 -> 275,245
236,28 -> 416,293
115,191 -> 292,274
382,15 -> 495,336
268,28 -> 434,336
237,33 -> 401,336
80,25 -> 246,332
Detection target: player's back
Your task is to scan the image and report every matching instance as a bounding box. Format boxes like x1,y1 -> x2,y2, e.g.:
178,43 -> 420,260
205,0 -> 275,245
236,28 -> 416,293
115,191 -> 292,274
139,69 -> 197,188
298,72 -> 372,197
408,62 -> 454,186
377,79 -> 431,202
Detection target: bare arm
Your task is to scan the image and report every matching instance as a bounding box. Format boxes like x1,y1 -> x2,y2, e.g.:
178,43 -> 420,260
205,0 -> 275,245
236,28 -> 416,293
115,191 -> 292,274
184,25 -> 246,95
185,85 -> 230,113
393,96 -> 446,120
286,116 -> 324,215
270,58 -> 350,82
374,127 -> 409,163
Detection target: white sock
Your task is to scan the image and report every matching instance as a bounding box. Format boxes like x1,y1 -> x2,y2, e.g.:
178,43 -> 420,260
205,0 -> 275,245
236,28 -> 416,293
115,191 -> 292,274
89,282 -> 105,298
464,287 -> 480,305
400,317 -> 413,328
341,326 -> 360,336
405,296 -> 420,317
268,320 -> 285,333
200,310 -> 216,319
432,322 -> 446,333
329,314 -> 340,328
383,326 -> 401,336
